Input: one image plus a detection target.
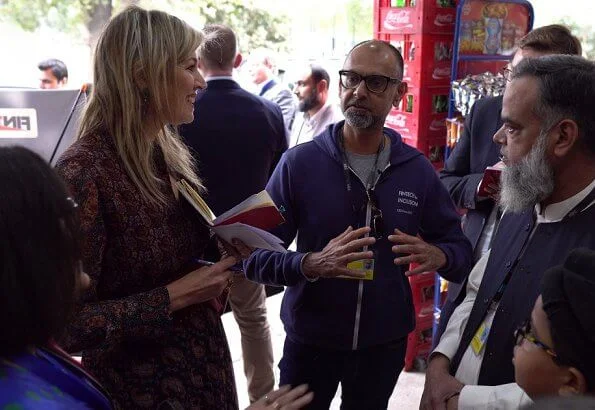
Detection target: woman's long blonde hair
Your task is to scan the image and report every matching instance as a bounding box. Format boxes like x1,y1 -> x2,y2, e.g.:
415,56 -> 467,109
78,6 -> 203,205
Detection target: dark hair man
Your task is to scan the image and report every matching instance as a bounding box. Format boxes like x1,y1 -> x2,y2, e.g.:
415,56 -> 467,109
435,24 -> 582,344
290,64 -> 343,147
423,55 -> 595,410
244,39 -> 472,409
179,24 -> 287,403
38,58 -> 68,89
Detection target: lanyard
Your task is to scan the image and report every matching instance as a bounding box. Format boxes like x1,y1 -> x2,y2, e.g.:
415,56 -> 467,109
493,186 -> 595,304
338,127 -> 385,214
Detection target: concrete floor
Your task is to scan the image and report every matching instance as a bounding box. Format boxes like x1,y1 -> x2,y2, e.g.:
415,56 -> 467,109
222,292 -> 426,410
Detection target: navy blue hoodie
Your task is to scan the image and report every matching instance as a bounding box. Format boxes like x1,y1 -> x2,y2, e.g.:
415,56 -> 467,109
244,121 -> 472,350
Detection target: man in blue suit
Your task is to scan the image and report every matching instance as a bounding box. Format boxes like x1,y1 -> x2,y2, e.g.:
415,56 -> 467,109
179,24 -> 287,403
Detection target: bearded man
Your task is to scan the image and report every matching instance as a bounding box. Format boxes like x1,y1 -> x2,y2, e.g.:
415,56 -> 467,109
290,64 -> 343,147
244,40 -> 472,410
420,55 -> 595,410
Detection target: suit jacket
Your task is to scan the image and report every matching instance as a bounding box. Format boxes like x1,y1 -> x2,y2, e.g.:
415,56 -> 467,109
439,96 -> 503,249
260,79 -> 296,131
180,79 -> 288,215
435,96 -> 503,344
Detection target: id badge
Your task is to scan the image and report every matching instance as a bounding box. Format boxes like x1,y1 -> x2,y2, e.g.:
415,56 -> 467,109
471,321 -> 490,356
340,258 -> 375,280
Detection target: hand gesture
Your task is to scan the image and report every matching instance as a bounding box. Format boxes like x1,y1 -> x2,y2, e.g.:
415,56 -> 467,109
248,384 -> 313,410
301,226 -> 376,280
166,256 -> 237,313
389,229 -> 446,276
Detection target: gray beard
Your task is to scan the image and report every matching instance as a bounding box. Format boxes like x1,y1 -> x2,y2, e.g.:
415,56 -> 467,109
344,107 -> 378,129
499,131 -> 555,213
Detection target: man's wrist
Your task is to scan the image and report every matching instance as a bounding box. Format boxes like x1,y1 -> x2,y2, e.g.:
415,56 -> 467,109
428,352 -> 451,372
300,252 -> 319,282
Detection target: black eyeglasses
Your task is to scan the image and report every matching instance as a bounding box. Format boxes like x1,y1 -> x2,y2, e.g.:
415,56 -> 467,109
367,188 -> 384,239
514,319 -> 557,358
339,70 -> 401,94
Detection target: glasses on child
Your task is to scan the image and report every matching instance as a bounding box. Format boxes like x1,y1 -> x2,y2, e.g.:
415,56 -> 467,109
514,319 -> 557,358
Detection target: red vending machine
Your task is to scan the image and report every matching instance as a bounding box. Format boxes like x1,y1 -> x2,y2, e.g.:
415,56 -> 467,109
374,0 -> 458,170
374,0 -> 459,372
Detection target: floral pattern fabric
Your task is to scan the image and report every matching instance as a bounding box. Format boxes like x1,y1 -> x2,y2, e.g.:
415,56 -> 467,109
56,133 -> 237,409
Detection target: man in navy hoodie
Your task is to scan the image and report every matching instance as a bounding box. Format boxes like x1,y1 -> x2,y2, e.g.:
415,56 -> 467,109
244,40 -> 472,409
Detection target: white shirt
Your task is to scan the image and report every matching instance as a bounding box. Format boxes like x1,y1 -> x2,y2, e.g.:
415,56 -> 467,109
434,178 -> 595,409
289,103 -> 343,147
206,75 -> 235,82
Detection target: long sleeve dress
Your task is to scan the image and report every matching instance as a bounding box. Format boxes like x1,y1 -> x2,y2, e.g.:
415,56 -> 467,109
56,133 -> 238,409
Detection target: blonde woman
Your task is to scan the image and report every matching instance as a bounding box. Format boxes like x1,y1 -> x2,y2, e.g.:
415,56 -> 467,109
56,6 -> 239,409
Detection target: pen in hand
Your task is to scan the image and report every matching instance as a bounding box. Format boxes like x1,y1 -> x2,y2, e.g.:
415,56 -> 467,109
194,258 -> 244,273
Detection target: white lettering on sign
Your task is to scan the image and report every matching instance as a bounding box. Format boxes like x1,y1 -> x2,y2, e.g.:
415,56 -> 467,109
430,120 -> 446,131
432,67 -> 452,80
384,10 -> 414,30
0,109 -> 38,138
434,14 -> 454,26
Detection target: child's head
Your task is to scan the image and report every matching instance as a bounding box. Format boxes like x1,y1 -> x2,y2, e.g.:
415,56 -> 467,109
514,248 -> 595,399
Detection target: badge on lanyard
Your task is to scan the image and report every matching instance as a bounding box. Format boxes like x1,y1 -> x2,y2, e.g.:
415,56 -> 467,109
340,258 -> 375,280
471,321 -> 490,356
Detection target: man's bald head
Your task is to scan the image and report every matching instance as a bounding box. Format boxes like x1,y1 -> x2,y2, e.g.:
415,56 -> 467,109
346,40 -> 404,78
199,24 -> 238,72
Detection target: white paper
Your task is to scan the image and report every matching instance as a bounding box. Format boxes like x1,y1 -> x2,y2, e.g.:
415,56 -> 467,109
212,223 -> 286,253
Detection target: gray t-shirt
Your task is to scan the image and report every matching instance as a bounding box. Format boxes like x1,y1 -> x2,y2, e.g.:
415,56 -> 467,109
345,138 -> 391,188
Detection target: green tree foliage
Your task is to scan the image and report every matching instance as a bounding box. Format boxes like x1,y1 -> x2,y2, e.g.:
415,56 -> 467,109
557,17 -> 595,59
0,0 -> 288,51
189,1 -> 289,52
346,0 -> 373,44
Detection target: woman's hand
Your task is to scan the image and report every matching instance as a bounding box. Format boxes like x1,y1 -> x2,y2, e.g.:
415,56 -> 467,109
166,256 -> 237,313
247,385 -> 313,410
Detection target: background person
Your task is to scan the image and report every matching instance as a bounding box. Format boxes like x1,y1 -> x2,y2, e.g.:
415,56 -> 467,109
38,58 -> 68,89
290,63 -> 343,147
180,24 -> 287,403
248,48 -> 296,131
0,146 -> 111,409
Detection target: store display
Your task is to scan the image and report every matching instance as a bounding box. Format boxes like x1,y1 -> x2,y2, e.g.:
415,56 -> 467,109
446,117 -> 464,148
458,1 -> 531,55
451,71 -> 506,117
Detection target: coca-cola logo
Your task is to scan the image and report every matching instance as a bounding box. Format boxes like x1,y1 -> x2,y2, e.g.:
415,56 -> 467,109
403,64 -> 412,81
429,120 -> 446,131
434,13 -> 454,26
383,10 -> 413,31
432,67 -> 451,80
387,113 -> 408,128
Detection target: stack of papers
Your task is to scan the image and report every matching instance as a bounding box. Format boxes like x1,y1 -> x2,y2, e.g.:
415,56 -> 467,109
176,179 -> 286,252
